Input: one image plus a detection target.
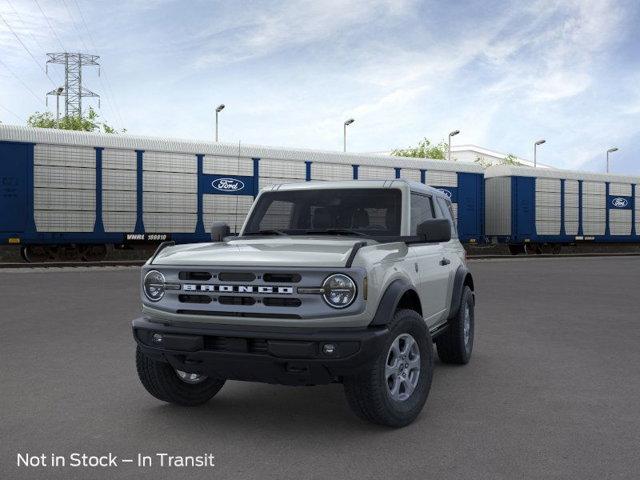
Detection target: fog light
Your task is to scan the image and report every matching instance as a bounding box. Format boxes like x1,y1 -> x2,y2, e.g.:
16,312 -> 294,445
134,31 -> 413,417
322,343 -> 336,355
152,333 -> 163,344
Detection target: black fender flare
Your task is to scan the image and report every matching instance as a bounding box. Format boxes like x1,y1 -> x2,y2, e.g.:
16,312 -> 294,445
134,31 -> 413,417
369,278 -> 416,327
448,265 -> 475,320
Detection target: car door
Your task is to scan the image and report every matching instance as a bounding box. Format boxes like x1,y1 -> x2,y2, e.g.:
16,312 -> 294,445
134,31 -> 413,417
409,193 -> 450,325
435,197 -> 464,309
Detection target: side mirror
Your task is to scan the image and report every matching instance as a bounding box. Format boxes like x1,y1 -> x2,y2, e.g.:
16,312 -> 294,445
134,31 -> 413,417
211,222 -> 230,242
416,218 -> 451,243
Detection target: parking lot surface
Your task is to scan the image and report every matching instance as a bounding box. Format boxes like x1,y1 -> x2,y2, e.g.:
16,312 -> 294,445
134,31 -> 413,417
1,257 -> 639,479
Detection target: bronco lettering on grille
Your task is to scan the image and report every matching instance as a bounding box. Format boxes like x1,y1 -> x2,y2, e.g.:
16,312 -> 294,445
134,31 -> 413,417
182,284 -> 294,294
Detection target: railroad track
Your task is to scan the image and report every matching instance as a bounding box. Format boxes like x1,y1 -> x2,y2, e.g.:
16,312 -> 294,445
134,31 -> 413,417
2,252 -> 640,268
0,260 -> 146,269
469,252 -> 640,260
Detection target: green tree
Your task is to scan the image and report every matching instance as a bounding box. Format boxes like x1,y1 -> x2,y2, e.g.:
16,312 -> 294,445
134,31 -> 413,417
502,153 -> 522,165
391,138 -> 449,160
27,107 -> 124,133
475,153 -> 523,168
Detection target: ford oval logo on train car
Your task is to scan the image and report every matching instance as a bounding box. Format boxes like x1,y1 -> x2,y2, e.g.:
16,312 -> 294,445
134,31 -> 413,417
212,178 -> 245,192
437,188 -> 452,199
611,197 -> 628,208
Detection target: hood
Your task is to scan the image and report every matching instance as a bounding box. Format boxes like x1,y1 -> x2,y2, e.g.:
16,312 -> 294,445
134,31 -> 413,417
151,237 -> 369,268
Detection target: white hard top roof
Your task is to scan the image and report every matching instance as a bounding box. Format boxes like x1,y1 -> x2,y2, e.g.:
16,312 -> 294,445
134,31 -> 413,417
485,164 -> 640,184
0,124 -> 484,174
262,179 -> 449,198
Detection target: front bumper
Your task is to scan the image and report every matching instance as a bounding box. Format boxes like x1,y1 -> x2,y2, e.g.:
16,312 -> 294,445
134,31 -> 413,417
132,317 -> 390,386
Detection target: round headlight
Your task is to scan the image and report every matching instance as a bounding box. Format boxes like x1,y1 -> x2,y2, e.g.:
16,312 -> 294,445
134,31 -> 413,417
322,274 -> 357,309
143,270 -> 166,302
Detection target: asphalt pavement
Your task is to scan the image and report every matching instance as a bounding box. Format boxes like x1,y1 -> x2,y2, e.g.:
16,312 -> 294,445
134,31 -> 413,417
1,257 -> 639,480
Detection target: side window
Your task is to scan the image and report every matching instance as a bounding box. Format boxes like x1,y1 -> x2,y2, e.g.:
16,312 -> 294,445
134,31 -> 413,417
436,197 -> 458,238
410,193 -> 435,235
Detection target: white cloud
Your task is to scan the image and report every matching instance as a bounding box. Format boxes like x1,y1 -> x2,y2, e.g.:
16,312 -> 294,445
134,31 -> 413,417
192,0 -> 415,68
1,0 -> 638,174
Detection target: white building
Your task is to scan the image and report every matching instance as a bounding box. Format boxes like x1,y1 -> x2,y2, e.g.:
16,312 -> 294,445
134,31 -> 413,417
450,144 -> 552,169
370,145 -> 553,169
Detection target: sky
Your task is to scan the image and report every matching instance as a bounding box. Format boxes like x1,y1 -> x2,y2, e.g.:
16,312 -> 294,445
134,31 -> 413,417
1,0 -> 639,174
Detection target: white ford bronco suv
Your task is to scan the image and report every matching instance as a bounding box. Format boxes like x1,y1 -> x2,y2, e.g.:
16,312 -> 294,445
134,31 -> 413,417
133,180 -> 475,427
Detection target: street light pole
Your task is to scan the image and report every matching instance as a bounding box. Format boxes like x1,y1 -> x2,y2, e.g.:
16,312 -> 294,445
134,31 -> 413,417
448,130 -> 460,161
55,87 -> 64,127
606,147 -> 618,173
215,104 -> 225,142
534,139 -> 546,167
343,118 -> 355,152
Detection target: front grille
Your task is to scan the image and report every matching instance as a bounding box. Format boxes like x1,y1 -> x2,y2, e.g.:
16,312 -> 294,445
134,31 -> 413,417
179,294 -> 213,304
176,310 -> 301,319
179,271 -> 212,281
165,268 -> 356,319
219,296 -> 256,306
263,297 -> 302,307
203,336 -> 229,350
248,338 -> 268,354
201,336 -> 271,355
219,272 -> 256,282
263,273 -> 301,283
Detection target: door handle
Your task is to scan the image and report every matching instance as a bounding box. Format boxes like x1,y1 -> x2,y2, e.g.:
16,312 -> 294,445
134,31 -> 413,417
439,258 -> 451,266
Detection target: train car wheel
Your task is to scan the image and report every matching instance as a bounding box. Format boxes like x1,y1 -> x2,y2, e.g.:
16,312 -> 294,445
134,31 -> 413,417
524,243 -> 542,255
508,244 -> 524,255
552,244 -> 562,255
80,244 -> 107,262
60,246 -> 76,261
540,244 -> 554,254
22,245 -> 50,263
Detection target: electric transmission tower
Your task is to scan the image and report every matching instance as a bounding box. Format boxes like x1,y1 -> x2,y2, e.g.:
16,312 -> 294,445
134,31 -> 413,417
46,53 -> 100,118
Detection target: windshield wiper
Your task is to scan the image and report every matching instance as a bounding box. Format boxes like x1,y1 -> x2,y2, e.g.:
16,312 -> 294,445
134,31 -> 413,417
244,229 -> 288,236
304,228 -> 368,237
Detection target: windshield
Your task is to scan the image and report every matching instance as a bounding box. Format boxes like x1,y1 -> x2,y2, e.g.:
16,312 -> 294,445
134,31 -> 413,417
243,188 -> 402,237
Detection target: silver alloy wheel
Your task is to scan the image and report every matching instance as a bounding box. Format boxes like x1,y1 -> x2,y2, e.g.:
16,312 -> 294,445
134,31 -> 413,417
175,369 -> 208,384
463,303 -> 471,346
385,333 -> 421,402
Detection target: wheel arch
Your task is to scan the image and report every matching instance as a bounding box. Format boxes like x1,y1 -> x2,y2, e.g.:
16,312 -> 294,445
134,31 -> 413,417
369,278 -> 422,326
448,265 -> 474,320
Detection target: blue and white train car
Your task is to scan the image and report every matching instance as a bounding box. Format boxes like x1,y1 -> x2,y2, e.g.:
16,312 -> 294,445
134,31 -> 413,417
0,125 -> 485,261
485,165 -> 640,254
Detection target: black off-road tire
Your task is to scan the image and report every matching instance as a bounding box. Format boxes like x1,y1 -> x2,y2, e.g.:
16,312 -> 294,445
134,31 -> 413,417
343,309 -> 433,428
136,346 -> 225,406
436,286 -> 474,364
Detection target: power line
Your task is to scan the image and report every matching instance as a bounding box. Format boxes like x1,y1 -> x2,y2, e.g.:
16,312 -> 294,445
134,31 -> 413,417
70,0 -> 97,48
60,0 -> 90,52
0,103 -> 24,122
7,0 -> 47,53
0,57 -> 46,105
33,0 -> 66,52
5,0 -> 65,85
0,12 -> 57,88
69,0 -> 125,128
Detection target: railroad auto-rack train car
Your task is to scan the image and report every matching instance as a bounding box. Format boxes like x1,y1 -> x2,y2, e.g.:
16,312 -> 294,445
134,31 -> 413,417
0,125 -> 485,261
485,165 -> 640,254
